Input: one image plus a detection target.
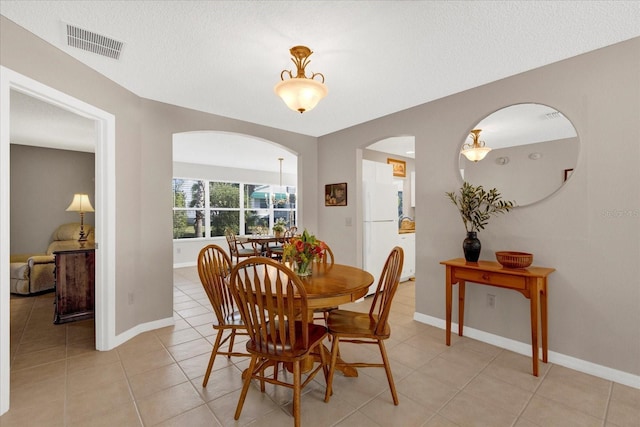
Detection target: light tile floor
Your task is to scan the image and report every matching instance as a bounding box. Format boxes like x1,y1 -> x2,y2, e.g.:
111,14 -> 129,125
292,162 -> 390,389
2,267 -> 639,426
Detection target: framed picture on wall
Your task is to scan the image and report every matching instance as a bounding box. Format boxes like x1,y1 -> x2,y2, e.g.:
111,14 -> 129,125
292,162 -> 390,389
325,183 -> 347,206
387,158 -> 406,177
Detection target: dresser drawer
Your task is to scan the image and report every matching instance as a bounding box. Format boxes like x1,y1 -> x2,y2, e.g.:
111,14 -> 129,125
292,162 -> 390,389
455,268 -> 526,290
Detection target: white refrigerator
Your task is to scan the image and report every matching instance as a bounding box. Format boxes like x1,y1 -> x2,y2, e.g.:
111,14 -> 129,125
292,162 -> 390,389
363,163 -> 398,295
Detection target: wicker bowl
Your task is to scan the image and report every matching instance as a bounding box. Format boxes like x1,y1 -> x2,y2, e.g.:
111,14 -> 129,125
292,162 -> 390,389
495,251 -> 533,269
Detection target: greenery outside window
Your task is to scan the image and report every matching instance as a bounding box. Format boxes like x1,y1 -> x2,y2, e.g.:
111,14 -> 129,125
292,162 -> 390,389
173,178 -> 296,239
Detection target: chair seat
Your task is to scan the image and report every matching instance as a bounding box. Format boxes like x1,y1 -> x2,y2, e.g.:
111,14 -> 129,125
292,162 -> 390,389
326,310 -> 390,339
246,321 -> 327,360
212,311 -> 244,328
237,248 -> 256,256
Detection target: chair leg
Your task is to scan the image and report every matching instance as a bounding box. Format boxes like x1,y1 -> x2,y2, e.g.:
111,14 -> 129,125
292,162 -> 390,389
317,340 -> 329,383
324,335 -> 340,402
293,360 -> 301,427
227,330 -> 236,357
203,329 -> 224,387
378,340 -> 399,405
235,355 -> 258,420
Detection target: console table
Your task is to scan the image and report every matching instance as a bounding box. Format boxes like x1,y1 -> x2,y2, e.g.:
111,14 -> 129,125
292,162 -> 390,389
440,258 -> 555,376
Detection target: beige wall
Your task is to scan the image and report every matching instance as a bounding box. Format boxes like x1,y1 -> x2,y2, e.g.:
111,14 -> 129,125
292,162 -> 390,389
1,16 -> 318,334
318,38 -> 640,377
10,144 -> 95,254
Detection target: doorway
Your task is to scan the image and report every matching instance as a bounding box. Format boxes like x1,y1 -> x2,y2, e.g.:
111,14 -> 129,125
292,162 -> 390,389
0,67 -> 116,414
362,136 -> 416,286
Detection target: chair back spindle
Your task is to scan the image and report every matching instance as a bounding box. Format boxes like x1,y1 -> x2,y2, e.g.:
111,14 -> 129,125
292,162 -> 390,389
369,246 -> 404,335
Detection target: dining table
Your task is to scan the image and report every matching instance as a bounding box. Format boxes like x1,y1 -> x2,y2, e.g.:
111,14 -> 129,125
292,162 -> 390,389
241,234 -> 283,255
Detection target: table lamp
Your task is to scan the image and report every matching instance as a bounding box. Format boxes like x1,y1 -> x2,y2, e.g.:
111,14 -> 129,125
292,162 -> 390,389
66,193 -> 94,242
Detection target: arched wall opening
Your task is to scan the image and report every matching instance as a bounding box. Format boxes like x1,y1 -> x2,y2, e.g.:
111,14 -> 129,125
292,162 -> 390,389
171,131 -> 299,267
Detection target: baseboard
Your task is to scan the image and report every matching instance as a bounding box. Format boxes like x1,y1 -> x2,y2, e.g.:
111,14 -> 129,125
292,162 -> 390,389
173,261 -> 197,268
112,316 -> 175,348
414,312 -> 640,390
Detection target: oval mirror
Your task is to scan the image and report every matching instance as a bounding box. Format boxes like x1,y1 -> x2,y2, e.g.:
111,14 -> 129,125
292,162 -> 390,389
459,103 -> 579,206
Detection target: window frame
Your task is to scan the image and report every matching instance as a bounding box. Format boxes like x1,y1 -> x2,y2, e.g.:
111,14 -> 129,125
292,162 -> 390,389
172,177 -> 297,240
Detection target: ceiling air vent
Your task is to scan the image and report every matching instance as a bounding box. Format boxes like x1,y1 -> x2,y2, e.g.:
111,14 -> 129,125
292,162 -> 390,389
66,24 -> 124,60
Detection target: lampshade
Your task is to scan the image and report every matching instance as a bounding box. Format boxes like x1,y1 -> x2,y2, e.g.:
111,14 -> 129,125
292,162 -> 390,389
461,129 -> 492,162
66,194 -> 95,213
275,45 -> 327,113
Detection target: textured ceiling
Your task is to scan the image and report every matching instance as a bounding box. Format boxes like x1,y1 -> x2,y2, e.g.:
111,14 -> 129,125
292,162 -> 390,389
3,1 -> 639,170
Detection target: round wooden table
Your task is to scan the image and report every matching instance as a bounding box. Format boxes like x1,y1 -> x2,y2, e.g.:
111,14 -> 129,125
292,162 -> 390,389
298,263 -> 374,311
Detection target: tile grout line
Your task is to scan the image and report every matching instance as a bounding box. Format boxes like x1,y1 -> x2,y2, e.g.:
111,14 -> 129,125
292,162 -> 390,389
601,381 -> 614,427
511,361 -> 553,427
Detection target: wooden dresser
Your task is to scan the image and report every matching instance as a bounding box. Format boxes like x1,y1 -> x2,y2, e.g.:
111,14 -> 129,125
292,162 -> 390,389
53,246 -> 95,324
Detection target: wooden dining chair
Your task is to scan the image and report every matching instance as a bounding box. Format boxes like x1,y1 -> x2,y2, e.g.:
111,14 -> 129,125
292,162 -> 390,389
230,257 -> 329,427
197,244 -> 250,387
266,226 -> 296,260
225,228 -> 258,264
324,246 -> 404,405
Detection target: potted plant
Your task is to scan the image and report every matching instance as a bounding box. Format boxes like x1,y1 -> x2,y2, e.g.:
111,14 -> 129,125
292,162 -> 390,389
446,181 -> 515,262
272,218 -> 287,238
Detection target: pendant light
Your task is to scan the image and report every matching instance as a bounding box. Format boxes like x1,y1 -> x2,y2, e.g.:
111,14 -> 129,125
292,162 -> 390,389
461,129 -> 492,162
274,45 -> 327,113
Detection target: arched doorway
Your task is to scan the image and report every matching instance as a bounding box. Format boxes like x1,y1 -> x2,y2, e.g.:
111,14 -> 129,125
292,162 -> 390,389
171,131 -> 298,266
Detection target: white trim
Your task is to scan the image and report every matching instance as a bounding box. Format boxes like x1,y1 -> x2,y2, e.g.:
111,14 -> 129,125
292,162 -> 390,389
0,66 -> 117,414
112,317 -> 175,348
173,261 -> 197,269
414,312 -> 640,389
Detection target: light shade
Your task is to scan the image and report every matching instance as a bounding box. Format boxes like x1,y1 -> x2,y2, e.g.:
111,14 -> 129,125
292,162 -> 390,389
461,146 -> 492,162
275,45 -> 327,113
66,194 -> 95,213
274,78 -> 327,113
461,129 -> 492,162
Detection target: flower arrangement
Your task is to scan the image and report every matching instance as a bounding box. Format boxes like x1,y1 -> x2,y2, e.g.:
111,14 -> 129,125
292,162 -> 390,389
282,229 -> 326,276
272,218 -> 287,234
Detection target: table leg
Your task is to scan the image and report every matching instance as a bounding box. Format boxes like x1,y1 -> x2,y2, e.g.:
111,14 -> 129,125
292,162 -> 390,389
529,279 -> 540,377
300,309 -> 360,377
458,280 -> 466,337
540,278 -> 548,363
445,266 -> 452,346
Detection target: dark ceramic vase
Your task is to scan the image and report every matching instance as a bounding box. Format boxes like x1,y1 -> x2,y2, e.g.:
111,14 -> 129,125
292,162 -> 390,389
463,231 -> 481,262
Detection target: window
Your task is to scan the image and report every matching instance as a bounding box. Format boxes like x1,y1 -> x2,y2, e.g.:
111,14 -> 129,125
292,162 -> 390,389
173,179 -> 205,239
173,178 -> 296,239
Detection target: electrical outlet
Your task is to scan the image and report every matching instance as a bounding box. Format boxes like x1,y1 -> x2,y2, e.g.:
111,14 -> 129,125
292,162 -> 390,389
487,294 -> 496,308
128,292 -> 134,305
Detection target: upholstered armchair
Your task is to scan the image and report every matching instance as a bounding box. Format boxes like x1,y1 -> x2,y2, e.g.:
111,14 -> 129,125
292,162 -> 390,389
9,223 -> 94,295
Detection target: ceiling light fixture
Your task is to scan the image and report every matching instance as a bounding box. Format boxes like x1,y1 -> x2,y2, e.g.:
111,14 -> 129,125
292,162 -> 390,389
274,45 -> 327,114
461,129 -> 492,162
